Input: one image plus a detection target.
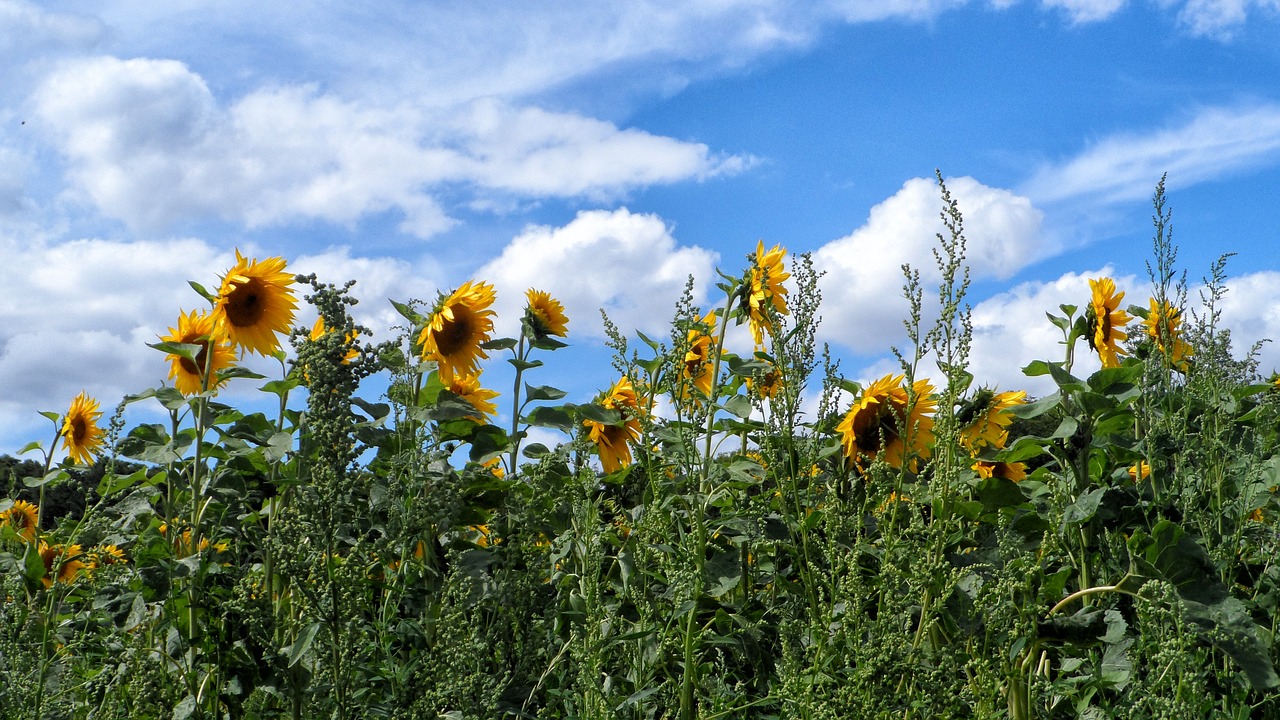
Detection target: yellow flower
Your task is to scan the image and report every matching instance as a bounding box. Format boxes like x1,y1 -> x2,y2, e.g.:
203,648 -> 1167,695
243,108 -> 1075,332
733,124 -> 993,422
746,361 -> 783,400
90,544 -> 126,566
61,391 -> 103,465
585,377 -> 643,474
1,500 -> 39,543
309,317 -> 360,364
972,459 -> 1028,482
39,543 -> 88,588
446,373 -> 499,423
470,524 -> 497,548
1085,277 -> 1132,369
482,457 -> 506,479
524,289 -> 568,340
419,280 -> 496,382
836,374 -> 936,471
747,241 -> 790,347
682,311 -> 718,401
1145,299 -> 1192,372
1246,507 -> 1265,523
875,491 -> 914,515
162,309 -> 237,395
958,389 -> 1026,453
1129,461 -> 1151,482
213,249 -> 298,356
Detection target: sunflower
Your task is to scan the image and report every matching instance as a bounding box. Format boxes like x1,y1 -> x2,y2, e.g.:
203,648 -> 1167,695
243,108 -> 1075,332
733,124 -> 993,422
747,240 -> 790,347
61,391 -> 103,465
89,544 -> 126,566
836,374 -> 936,471
746,361 -> 783,400
1129,461 -> 1151,482
1085,277 -> 1132,369
1,499 -> 39,543
524,289 -> 568,340
39,543 -> 88,588
1144,298 -> 1192,372
310,317 -> 360,365
162,309 -> 237,395
972,459 -> 1028,482
213,249 -> 298,356
419,280 -> 496,383
445,373 -> 500,423
958,389 -> 1026,453
585,376 -> 644,474
875,491 -> 914,515
682,311 -> 718,401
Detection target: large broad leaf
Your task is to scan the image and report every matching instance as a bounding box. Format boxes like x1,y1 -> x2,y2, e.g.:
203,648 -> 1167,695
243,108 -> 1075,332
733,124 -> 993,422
1118,521 -> 1279,690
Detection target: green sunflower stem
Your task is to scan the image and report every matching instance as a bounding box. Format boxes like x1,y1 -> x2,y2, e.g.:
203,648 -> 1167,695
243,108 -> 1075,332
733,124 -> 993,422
509,334 -> 527,476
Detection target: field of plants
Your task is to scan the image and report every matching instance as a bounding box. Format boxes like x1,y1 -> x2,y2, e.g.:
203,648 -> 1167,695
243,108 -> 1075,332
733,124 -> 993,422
2,178 -> 1278,719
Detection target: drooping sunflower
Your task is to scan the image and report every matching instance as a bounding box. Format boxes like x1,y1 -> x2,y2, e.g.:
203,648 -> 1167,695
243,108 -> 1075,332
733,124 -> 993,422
1144,298 -> 1193,372
1085,277 -> 1132,369
445,373 -> 500,423
957,389 -> 1026,453
310,317 -> 360,365
418,280 -> 496,383
681,311 -> 718,401
61,391 -> 103,465
162,309 -> 237,395
972,459 -> 1028,483
524,288 -> 568,341
39,543 -> 88,588
1,499 -> 39,543
747,240 -> 790,347
836,374 -> 936,471
213,249 -> 298,356
584,376 -> 644,474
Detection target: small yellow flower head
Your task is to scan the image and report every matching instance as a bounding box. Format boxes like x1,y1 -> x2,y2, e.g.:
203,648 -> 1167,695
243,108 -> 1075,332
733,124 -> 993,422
482,457 -> 505,479
90,544 -> 126,566
1144,298 -> 1192,372
524,289 -> 568,340
747,240 -> 790,347
419,280 -> 496,383
446,373 -> 500,423
213,249 -> 298,356
162,309 -> 237,395
972,459 -> 1028,482
0,500 -> 39,543
875,491 -> 914,515
681,311 -> 718,401
585,376 -> 644,473
1129,461 -> 1151,482
61,391 -> 104,465
836,374 -> 936,471
958,389 -> 1026,454
1085,277 -> 1132,369
310,317 -> 360,365
39,543 -> 88,588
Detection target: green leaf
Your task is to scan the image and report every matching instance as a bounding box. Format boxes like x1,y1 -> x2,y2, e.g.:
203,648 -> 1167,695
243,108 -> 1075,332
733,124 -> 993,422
188,280 -> 217,302
468,425 -> 509,463
283,622 -> 322,667
704,547 -> 742,597
260,378 -> 300,398
389,298 -> 425,324
17,440 -> 41,455
218,366 -> 266,381
482,337 -> 518,351
1062,487 -> 1105,526
722,394 -> 754,420
507,358 -> 544,371
525,383 -> 567,402
522,443 -> 551,458
25,469 -> 67,489
149,340 -> 201,360
578,403 -> 623,425
1047,416 -> 1079,441
97,467 -> 150,497
525,406 -> 575,432
999,436 -> 1046,463
1047,363 -> 1086,392
1010,392 -> 1061,419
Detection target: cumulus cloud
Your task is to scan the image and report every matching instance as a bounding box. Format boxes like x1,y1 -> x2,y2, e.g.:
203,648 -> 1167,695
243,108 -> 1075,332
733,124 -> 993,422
477,208 -> 719,341
1213,269 -> 1280,371
32,56 -> 749,239
292,246 -> 443,342
814,176 -> 1045,354
1175,0 -> 1280,39
1039,0 -> 1128,22
1022,103 -> 1280,206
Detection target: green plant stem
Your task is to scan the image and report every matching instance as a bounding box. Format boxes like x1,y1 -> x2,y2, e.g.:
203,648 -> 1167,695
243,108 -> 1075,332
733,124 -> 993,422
509,334 -> 527,476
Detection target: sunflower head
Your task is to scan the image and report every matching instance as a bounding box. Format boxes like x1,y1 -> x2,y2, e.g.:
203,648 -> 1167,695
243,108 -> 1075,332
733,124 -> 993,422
1144,298 -> 1192,372
836,374 -> 935,471
1085,277 -> 1131,369
746,362 -> 783,400
162,309 -> 237,395
213,249 -> 298,357
89,544 -> 126,566
39,543 -> 88,589
444,373 -> 500,423
61,392 -> 104,466
957,389 -> 1026,453
524,289 -> 568,343
584,377 -> 643,473
972,459 -> 1028,482
747,240 -> 791,347
418,280 -> 497,382
1,499 -> 39,543
1129,461 -> 1151,483
681,311 -> 718,402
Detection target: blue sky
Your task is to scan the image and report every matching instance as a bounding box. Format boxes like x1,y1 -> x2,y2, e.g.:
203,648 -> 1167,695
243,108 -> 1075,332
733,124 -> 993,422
3,0 -> 1280,456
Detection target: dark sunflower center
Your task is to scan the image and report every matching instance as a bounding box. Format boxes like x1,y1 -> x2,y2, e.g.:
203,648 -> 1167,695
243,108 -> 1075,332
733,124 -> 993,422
436,308 -> 474,357
179,341 -> 211,377
1100,313 -> 1112,343
70,416 -> 88,444
226,280 -> 266,327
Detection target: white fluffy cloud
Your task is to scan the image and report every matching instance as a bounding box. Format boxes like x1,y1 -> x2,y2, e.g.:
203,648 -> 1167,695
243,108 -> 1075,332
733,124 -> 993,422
1175,0 -> 1280,38
1039,0 -> 1128,22
815,176 -> 1045,354
32,56 -> 748,239
1023,103 -> 1280,206
478,208 -> 719,341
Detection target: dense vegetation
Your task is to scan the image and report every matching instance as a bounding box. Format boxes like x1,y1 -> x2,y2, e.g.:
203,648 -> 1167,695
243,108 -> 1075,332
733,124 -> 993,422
2,177 -> 1277,718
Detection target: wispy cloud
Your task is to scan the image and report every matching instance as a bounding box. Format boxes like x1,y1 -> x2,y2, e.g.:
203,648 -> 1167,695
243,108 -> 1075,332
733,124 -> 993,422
1021,103 -> 1280,205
